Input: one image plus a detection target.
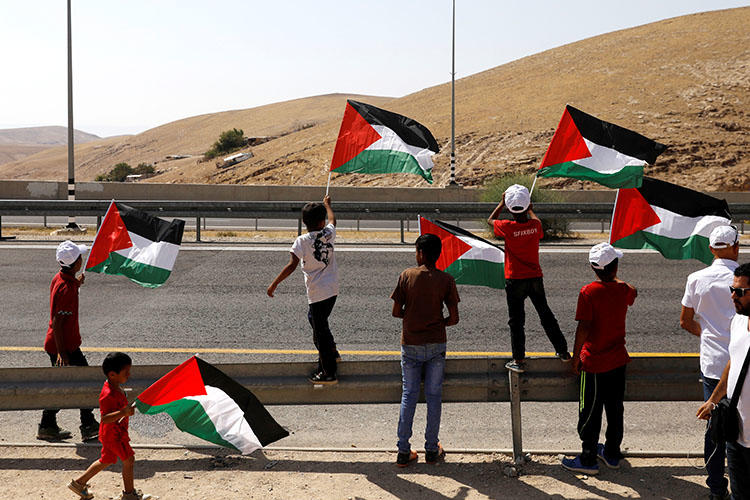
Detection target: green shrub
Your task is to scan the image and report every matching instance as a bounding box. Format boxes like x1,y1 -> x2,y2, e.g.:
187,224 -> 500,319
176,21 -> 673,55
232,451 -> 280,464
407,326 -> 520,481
134,163 -> 155,175
480,173 -> 572,239
205,128 -> 246,159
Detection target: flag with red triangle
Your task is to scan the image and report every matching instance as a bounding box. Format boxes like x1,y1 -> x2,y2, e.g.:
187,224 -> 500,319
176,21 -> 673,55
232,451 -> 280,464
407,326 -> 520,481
610,177 -> 731,265
330,100 -> 439,183
420,217 -> 505,289
85,201 -> 185,288
538,105 -> 667,188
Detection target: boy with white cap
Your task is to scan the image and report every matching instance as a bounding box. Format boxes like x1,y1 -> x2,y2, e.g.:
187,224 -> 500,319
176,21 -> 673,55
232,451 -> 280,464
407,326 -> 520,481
680,224 -> 739,499
38,240 -> 99,442
488,184 -> 570,373
562,242 -> 636,475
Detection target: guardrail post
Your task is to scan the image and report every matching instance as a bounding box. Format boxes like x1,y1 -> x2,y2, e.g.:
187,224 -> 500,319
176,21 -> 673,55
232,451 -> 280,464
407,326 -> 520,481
0,216 -> 13,241
255,218 -> 258,231
196,217 -> 201,242
509,369 -> 524,464
44,215 -> 48,228
96,215 -> 101,231
400,219 -> 405,244
298,218 -> 302,236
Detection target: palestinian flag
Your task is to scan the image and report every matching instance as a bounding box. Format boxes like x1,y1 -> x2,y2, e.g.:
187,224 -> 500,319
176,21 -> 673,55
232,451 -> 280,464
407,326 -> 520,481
538,105 -> 667,189
330,100 -> 439,184
85,201 -> 184,288
135,356 -> 288,454
419,217 -> 505,289
610,177 -> 731,265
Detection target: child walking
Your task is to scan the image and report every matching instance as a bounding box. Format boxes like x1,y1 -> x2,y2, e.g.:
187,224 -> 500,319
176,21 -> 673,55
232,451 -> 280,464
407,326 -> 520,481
268,195 -> 340,384
487,184 -> 570,373
562,243 -> 636,475
68,352 -> 154,500
390,233 -> 460,467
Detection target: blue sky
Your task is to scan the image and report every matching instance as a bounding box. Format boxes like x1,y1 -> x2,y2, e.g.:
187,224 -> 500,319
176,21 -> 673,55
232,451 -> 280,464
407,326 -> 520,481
1,1 -> 747,137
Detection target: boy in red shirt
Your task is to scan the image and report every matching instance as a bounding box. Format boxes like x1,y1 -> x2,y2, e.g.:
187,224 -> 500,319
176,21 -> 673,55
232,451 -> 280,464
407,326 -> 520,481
488,184 -> 570,373
562,243 -> 637,475
68,352 -> 154,500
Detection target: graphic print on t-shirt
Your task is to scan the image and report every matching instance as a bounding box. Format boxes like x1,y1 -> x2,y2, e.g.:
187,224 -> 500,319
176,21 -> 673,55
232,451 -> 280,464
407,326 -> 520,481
312,231 -> 332,268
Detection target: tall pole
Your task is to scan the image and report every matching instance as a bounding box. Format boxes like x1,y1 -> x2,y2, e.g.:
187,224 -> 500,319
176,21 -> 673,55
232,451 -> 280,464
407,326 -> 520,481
66,0 -> 79,229
449,0 -> 458,186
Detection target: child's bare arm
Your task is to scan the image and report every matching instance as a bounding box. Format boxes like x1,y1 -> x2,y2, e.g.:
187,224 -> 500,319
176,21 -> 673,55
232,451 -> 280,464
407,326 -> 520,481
444,302 -> 459,327
101,404 -> 135,424
527,203 -> 540,222
487,193 -> 505,224
323,195 -> 336,227
571,319 -> 592,374
267,253 -> 300,297
391,299 -> 405,319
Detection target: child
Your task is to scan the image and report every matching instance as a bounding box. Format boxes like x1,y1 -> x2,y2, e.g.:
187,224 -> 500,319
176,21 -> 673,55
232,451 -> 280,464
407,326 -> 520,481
68,352 -> 154,500
39,240 -> 99,442
487,184 -> 570,373
562,243 -> 637,475
390,233 -> 460,467
267,195 -> 340,384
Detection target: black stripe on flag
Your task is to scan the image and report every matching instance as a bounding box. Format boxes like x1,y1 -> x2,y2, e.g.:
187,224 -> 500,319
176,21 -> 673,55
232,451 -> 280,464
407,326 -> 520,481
116,202 -> 185,245
347,100 -> 439,153
566,105 -> 667,164
637,177 -> 731,219
424,217 -> 505,252
196,357 -> 289,447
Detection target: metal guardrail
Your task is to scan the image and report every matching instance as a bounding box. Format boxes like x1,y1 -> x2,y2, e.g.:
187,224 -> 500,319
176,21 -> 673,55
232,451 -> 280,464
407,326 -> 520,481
0,356 -> 700,461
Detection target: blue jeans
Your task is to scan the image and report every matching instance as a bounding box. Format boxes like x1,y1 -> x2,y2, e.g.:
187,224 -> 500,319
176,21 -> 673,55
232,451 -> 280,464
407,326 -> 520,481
397,343 -> 446,453
727,440 -> 750,499
703,373 -> 729,495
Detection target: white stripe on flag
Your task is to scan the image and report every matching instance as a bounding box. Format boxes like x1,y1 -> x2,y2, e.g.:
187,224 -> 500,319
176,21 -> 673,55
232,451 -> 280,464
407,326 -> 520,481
456,235 -> 504,263
573,138 -> 647,174
186,385 -> 261,455
643,206 -> 730,239
114,232 -> 180,270
367,125 -> 435,174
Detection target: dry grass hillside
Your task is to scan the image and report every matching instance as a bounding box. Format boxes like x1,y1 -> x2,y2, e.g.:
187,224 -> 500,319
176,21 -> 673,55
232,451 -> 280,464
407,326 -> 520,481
1,7 -> 747,191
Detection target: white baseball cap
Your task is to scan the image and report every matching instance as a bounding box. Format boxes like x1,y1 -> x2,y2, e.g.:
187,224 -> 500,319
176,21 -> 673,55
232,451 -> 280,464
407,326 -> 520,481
589,242 -> 623,269
56,240 -> 88,267
709,225 -> 739,249
504,184 -> 531,213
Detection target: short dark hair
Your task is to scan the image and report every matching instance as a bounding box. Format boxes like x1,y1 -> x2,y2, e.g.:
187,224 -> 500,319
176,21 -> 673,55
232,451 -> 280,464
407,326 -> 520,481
301,202 -> 326,230
735,263 -> 750,280
592,258 -> 618,282
102,351 -> 132,376
416,233 -> 442,266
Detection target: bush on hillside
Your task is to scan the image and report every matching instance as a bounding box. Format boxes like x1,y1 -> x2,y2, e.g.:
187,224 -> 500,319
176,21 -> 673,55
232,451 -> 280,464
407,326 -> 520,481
204,128 -> 246,159
95,162 -> 155,182
480,173 -> 571,239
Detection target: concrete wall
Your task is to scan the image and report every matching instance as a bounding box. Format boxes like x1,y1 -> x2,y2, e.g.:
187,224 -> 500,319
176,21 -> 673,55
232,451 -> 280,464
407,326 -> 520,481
0,179 -> 747,203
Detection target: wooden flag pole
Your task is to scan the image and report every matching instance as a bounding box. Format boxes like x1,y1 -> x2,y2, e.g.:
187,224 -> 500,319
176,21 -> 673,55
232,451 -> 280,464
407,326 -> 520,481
529,174 -> 539,197
325,170 -> 332,197
608,189 -> 620,244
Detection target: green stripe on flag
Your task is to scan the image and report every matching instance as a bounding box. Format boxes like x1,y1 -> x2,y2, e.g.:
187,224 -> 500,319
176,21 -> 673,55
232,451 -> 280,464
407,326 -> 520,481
135,399 -> 239,452
538,162 -> 643,189
87,251 -> 172,288
444,258 -> 505,289
613,232 -> 713,265
333,150 -> 433,183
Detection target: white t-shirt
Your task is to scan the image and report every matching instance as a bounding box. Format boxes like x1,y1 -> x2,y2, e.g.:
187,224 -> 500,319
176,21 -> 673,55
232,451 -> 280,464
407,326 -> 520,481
728,314 -> 750,447
682,258 -> 738,380
290,223 -> 339,304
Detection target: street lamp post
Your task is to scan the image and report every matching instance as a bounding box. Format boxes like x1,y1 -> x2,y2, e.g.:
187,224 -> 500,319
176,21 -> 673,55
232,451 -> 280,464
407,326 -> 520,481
449,0 -> 459,187
66,0 -> 80,230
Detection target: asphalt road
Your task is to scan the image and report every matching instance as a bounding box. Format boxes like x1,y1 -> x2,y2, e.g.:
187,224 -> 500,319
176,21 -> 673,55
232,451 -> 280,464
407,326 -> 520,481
0,243 -> 729,368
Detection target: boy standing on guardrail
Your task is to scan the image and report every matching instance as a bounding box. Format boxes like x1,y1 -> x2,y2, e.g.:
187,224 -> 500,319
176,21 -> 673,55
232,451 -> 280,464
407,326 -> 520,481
68,352 -> 155,500
562,243 -> 636,476
391,233 -> 460,467
38,240 -> 99,442
487,184 -> 570,373
267,195 -> 341,384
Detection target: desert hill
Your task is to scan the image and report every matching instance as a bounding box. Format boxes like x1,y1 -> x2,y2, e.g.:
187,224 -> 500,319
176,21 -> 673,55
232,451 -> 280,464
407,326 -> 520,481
1,7 -> 747,191
0,126 -> 100,166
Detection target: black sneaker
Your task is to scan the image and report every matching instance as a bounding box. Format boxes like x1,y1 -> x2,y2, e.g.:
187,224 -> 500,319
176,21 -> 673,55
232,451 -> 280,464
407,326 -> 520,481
557,351 -> 573,362
308,371 -> 338,385
37,425 -> 72,441
396,450 -> 417,467
80,422 -> 99,442
425,443 -> 445,464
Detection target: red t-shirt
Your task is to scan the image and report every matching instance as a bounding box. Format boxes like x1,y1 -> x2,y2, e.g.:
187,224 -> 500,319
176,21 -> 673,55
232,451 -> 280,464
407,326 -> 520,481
575,280 -> 637,373
493,219 -> 543,279
99,380 -> 130,444
43,271 -> 81,355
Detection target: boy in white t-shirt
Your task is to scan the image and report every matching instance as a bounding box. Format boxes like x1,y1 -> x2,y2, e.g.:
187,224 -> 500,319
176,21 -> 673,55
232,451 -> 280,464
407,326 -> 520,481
267,195 -> 340,384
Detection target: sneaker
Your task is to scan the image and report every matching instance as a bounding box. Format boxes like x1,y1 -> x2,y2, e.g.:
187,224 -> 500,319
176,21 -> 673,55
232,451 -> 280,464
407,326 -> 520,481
80,422 -> 99,442
425,443 -> 445,464
596,443 -> 621,469
37,425 -> 72,441
396,450 -> 418,468
557,351 -> 573,362
561,455 -> 599,475
68,479 -> 94,499
119,489 -> 156,500
308,371 -> 338,385
505,360 -> 525,373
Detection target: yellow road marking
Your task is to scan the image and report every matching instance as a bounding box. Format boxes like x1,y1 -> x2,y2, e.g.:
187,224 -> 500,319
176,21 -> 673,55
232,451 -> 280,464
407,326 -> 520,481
0,346 -> 699,357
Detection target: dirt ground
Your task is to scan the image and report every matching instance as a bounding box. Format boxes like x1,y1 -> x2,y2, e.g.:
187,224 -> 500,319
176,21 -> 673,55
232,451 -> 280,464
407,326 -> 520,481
1,445 -> 712,499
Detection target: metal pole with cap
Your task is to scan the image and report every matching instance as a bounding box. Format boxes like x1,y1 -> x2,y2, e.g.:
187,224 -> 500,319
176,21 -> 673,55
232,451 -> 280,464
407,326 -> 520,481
65,0 -> 81,231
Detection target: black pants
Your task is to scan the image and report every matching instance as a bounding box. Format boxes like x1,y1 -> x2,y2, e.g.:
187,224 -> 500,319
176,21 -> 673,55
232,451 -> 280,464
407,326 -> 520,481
505,277 -> 567,360
307,295 -> 338,377
727,440 -> 750,500
40,348 -> 97,427
577,365 -> 626,465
